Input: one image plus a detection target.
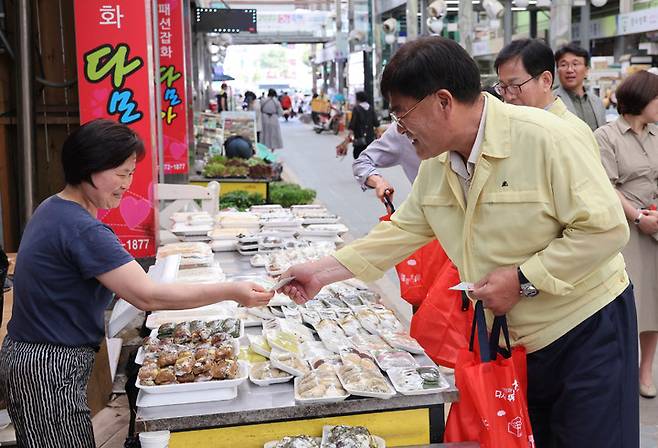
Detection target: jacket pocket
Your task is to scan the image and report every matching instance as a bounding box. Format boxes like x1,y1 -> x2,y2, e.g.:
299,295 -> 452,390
420,193 -> 456,207
480,190 -> 547,204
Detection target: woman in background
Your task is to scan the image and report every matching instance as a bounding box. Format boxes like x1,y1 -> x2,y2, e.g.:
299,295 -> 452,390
260,88 -> 284,150
244,91 -> 262,143
596,70 -> 658,399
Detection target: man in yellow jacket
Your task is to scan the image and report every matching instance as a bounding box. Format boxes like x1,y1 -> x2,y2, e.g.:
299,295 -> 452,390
280,37 -> 638,447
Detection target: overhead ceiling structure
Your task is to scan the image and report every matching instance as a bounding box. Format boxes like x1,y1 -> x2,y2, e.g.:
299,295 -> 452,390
213,1 -> 339,44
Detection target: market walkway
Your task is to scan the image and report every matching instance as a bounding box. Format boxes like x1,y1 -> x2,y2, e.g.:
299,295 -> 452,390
277,116 -> 658,448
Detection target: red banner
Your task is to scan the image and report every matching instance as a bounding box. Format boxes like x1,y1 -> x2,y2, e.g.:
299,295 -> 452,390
158,0 -> 189,174
74,0 -> 159,258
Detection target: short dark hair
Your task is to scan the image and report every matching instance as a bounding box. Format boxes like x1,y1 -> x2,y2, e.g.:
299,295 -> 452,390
244,90 -> 256,102
61,119 -> 145,187
495,39 -> 555,82
268,88 -> 277,97
554,43 -> 590,66
355,91 -> 368,103
380,36 -> 481,104
616,71 -> 658,116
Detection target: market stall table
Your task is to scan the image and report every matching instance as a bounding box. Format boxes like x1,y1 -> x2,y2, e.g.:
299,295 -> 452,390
135,251 -> 461,448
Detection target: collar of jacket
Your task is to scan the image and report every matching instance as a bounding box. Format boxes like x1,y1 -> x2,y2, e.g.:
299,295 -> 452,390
548,97 -> 567,116
438,92 -> 512,165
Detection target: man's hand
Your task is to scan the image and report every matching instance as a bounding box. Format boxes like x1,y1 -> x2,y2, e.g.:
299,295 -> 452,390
638,210 -> 658,235
472,267 -> 523,316
230,282 -> 274,307
336,142 -> 348,157
278,262 -> 326,304
367,174 -> 395,202
278,257 -> 354,304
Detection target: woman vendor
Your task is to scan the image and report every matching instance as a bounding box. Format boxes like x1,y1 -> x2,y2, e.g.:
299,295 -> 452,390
0,119 -> 274,447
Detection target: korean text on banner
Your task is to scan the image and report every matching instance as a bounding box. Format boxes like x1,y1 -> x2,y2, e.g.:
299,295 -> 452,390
74,0 -> 159,257
158,0 -> 189,175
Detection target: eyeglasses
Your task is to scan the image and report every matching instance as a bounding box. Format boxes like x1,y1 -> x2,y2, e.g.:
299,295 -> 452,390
390,95 -> 430,130
557,61 -> 586,71
493,74 -> 538,97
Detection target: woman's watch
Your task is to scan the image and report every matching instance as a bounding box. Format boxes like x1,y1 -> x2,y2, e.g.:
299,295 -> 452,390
634,210 -> 644,225
517,267 -> 539,297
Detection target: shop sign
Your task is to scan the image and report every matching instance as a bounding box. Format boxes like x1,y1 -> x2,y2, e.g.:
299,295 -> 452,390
257,11 -> 331,35
571,15 -> 617,40
618,7 -> 658,36
74,0 -> 159,258
158,0 -> 189,175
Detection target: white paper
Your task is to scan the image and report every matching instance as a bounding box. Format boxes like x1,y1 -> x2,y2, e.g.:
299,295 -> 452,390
268,276 -> 296,292
449,282 -> 474,291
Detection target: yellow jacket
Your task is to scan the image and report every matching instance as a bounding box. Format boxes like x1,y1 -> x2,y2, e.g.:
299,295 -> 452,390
334,94 -> 629,353
548,97 -> 601,160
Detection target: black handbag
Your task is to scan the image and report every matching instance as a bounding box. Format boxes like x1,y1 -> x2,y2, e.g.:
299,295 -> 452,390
353,136 -> 367,148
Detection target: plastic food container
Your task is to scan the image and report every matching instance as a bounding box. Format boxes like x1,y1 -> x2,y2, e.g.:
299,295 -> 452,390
380,332 -> 425,354
139,430 -> 171,448
386,365 -> 450,395
373,349 -> 419,371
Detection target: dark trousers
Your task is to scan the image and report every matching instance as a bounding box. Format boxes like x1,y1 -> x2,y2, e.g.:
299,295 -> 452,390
527,285 -> 639,448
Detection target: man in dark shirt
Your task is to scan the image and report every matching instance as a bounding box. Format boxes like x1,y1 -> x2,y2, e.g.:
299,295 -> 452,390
553,43 -> 606,131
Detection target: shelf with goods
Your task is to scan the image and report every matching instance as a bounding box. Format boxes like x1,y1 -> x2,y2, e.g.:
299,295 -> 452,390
133,207 -> 459,448
193,112 -> 224,161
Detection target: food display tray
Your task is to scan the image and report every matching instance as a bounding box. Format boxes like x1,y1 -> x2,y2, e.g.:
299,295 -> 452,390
136,361 -> 248,394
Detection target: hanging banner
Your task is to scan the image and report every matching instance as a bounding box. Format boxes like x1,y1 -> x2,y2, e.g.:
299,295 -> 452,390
74,0 -> 159,258
158,0 -> 189,175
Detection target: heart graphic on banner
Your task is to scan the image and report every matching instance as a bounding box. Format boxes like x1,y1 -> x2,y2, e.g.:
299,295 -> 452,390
90,87 -> 112,118
164,135 -> 187,160
119,195 -> 151,229
169,141 -> 187,160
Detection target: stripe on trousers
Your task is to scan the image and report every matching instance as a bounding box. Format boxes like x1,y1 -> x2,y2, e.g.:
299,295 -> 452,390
0,338 -> 96,448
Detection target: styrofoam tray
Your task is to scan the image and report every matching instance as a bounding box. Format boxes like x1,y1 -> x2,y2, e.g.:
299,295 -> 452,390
249,363 -> 294,387
136,338 -> 240,365
136,384 -> 238,407
269,347 -> 310,376
293,377 -> 349,404
386,366 -> 451,396
250,255 -> 268,267
136,361 -> 248,394
321,426 -> 386,447
305,223 -> 348,235
211,240 -> 237,252
238,248 -> 259,256
171,225 -> 213,236
301,216 -> 340,225
336,370 -> 396,399
145,307 -> 239,330
373,350 -> 419,371
248,334 -> 272,358
247,306 -> 277,320
147,317 -> 244,339
380,333 -> 425,355
263,437 -> 321,448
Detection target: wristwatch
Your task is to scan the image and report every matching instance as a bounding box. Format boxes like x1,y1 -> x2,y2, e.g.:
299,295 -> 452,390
517,267 -> 539,297
634,211 -> 644,225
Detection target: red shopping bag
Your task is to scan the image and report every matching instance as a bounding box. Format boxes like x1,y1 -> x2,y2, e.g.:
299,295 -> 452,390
410,266 -> 473,368
379,194 -> 449,306
445,301 -> 534,448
